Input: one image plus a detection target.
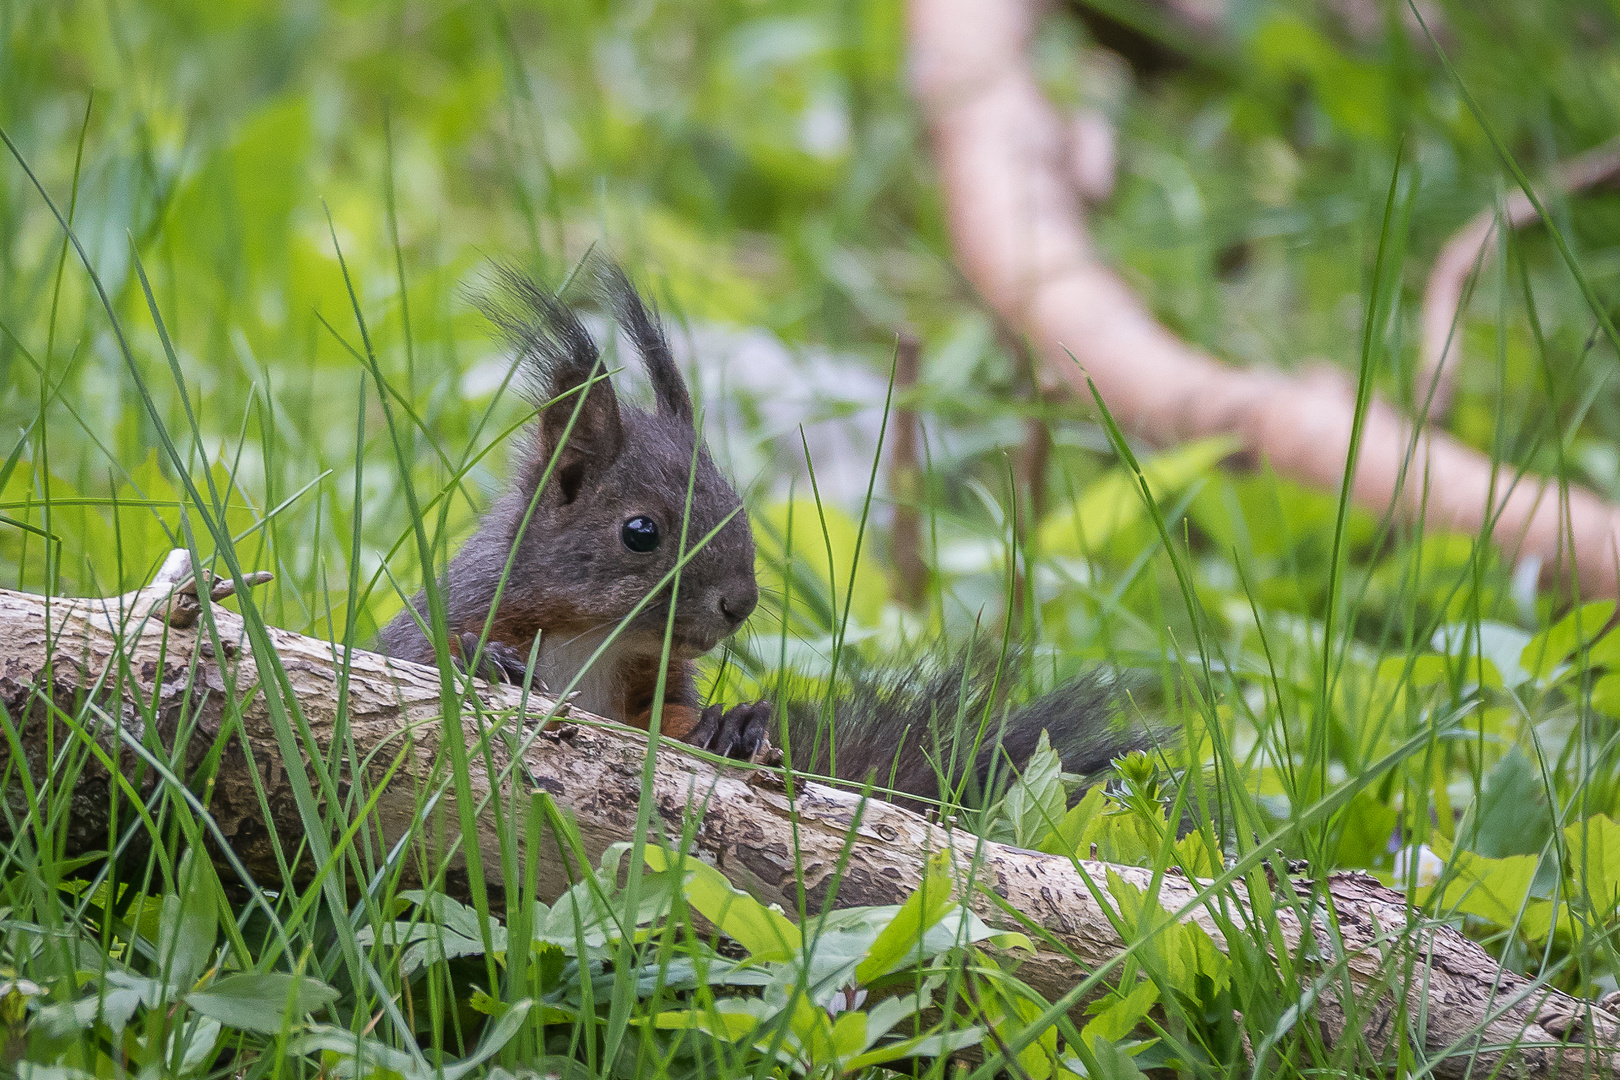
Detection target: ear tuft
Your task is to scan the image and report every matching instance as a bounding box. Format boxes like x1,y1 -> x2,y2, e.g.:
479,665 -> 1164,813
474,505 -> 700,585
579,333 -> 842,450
599,263 -> 694,425
479,264 -> 624,498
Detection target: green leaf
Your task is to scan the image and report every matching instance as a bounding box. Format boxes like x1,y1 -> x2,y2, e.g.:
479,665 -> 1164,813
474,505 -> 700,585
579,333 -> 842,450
1591,672 -> 1620,718
1041,436 -> 1239,558
159,849 -> 219,992
1088,1035 -> 1150,1080
1421,850 -> 1541,930
1521,601 -> 1616,683
849,1025 -> 988,1069
1457,749 -> 1553,858
1333,790 -> 1398,868
995,730 -> 1069,848
828,1009 -> 869,1061
185,973 -> 340,1034
1039,784 -> 1109,857
442,999 -> 532,1080
1433,622 -> 1533,688
756,497 -> 889,628
644,847 -> 800,961
650,1003 -> 763,1041
288,1025 -> 426,1080
1563,814 -> 1620,919
1082,980 -> 1158,1048
855,850 -> 955,984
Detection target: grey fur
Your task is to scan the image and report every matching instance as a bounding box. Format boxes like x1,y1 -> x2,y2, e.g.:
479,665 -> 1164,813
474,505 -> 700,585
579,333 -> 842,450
377,264 -> 757,720
378,264 -> 1151,796
781,653 -> 1155,810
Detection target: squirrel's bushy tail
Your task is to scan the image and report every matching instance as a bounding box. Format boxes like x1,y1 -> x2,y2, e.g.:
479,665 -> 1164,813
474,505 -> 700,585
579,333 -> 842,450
778,653 -> 1157,810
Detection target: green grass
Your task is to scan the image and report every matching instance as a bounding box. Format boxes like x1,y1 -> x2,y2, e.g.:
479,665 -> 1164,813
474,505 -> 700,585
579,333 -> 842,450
1,0 -> 1619,1076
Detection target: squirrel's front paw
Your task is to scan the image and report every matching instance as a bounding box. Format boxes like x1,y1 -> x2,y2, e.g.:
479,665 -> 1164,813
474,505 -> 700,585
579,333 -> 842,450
456,634 -> 537,687
689,701 -> 773,762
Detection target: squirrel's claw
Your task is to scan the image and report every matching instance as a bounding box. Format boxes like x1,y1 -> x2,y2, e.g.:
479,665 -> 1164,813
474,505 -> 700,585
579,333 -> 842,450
456,634 -> 537,688
692,701 -> 773,763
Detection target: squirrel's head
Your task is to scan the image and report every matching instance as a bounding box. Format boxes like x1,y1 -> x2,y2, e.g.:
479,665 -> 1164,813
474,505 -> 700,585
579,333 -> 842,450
482,264 -> 758,657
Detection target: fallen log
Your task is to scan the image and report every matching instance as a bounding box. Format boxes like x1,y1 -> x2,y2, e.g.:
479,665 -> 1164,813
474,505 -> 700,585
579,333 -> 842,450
0,553 -> 1615,1077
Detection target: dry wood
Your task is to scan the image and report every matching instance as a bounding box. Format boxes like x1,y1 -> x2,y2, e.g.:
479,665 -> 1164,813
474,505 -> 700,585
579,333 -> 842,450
1420,136 -> 1620,418
0,554 -> 1616,1077
910,0 -> 1620,597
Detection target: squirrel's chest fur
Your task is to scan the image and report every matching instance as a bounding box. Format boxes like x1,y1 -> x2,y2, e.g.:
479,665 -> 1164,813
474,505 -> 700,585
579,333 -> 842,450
524,627 -> 702,739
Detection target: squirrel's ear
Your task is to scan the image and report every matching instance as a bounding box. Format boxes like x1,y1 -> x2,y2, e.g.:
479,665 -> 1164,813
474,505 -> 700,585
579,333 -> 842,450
536,353 -> 623,504
484,267 -> 625,504
600,263 -> 694,425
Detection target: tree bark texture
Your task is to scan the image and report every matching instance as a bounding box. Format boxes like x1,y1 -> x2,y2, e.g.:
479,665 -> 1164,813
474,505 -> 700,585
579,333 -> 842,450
0,568 -> 1615,1078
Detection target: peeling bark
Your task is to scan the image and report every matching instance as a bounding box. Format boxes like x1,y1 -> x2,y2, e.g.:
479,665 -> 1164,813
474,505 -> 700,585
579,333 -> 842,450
0,557 -> 1615,1076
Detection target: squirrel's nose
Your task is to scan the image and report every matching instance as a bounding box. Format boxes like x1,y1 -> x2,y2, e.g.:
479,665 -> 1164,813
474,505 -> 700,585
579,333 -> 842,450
718,583 -> 757,627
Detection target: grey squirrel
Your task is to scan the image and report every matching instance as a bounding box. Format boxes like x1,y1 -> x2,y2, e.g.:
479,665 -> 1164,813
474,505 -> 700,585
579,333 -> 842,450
379,264 -> 1151,806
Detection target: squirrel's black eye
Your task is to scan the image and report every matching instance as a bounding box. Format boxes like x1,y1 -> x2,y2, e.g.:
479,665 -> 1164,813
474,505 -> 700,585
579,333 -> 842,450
621,515 -> 660,553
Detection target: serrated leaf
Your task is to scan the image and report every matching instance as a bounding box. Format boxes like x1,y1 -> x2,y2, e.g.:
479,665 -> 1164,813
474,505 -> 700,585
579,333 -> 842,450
995,730 -> 1069,848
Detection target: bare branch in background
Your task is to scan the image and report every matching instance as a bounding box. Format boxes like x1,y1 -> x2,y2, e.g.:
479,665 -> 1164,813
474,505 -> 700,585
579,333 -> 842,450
1420,136 -> 1620,418
910,0 -> 1620,597
890,331 -> 928,609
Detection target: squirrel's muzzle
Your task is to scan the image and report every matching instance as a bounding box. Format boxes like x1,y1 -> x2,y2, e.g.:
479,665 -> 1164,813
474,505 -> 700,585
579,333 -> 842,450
717,580 -> 758,629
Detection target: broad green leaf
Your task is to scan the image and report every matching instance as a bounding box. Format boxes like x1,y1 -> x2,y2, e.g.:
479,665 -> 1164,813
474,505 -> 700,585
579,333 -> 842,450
855,850 -> 955,983
1089,1035 -> 1150,1080
1082,980 -> 1158,1048
442,999 -> 532,1080
651,1005 -> 761,1040
185,973 -> 340,1033
828,1009 -> 869,1061
1041,436 -> 1239,558
165,1014 -> 222,1074
35,986 -> 146,1039
1457,749 -> 1553,858
644,847 -> 800,960
1522,601 -> 1616,683
1433,622 -> 1532,688
848,1025 -> 988,1069
1564,814 -> 1620,919
1039,785 -> 1109,857
1421,850 -> 1540,930
1333,790 -> 1398,868
288,1025 -> 426,1080
1591,673 -> 1620,718
158,849 -> 219,992
756,497 -> 889,628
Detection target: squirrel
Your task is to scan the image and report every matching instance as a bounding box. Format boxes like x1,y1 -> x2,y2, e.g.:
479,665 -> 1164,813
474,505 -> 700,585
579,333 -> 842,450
378,264 -> 1152,807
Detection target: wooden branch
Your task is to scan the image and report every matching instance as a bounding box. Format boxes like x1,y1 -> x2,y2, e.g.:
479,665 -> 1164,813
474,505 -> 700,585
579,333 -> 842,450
1420,136 -> 1620,418
910,0 -> 1620,598
890,331 -> 929,610
0,554 -> 1616,1075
